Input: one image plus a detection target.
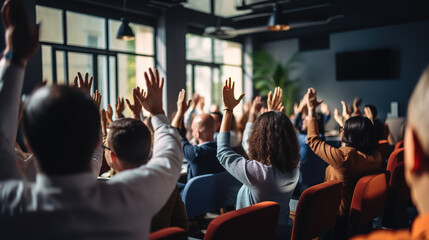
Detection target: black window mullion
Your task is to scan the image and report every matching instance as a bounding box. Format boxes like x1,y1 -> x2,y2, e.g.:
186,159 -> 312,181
93,54 -> 98,94
52,47 -> 57,84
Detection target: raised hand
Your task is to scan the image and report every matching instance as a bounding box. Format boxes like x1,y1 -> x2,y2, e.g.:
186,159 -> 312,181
134,68 -> 165,116
106,104 -> 113,125
2,0 -> 40,67
334,108 -> 344,127
172,89 -> 191,129
73,72 -> 93,96
191,93 -> 200,110
341,100 -> 351,120
249,96 -> 262,116
100,109 -> 108,137
222,77 -> 244,111
92,90 -> 101,110
364,106 -> 374,124
297,93 -> 308,113
305,88 -> 323,115
115,97 -> 125,118
320,102 -> 330,115
267,87 -> 283,111
197,96 -> 205,112
248,96 -> 262,123
177,89 -> 191,115
126,87 -> 143,120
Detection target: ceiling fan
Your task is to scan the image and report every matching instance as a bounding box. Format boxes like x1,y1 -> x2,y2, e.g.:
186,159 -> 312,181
203,1 -> 344,39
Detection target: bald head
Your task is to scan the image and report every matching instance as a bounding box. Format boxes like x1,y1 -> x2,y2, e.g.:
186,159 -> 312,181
192,113 -> 215,142
22,86 -> 100,175
408,67 -> 429,155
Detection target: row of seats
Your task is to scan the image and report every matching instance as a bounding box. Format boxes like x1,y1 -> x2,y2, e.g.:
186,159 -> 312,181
151,140 -> 409,240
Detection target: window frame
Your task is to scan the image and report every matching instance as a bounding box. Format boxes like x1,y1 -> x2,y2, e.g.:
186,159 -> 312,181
37,3 -> 157,109
185,33 -> 245,113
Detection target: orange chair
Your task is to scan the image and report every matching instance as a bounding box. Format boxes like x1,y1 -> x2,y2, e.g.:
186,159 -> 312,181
382,161 -> 411,228
378,140 -> 389,161
149,227 -> 187,240
394,140 -> 404,150
291,180 -> 342,240
348,173 -> 388,237
204,201 -> 280,240
386,148 -> 404,175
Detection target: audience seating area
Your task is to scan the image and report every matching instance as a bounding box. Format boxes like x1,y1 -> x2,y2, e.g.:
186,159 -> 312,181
203,201 -> 280,240
291,180 -> 342,240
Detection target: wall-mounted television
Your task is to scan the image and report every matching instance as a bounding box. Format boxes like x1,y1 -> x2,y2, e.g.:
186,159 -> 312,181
336,48 -> 400,81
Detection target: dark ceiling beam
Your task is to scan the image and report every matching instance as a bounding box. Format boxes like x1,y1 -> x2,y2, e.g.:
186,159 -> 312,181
254,0 -> 429,42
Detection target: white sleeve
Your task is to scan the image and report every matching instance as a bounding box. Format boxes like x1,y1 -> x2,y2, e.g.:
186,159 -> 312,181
89,131 -> 103,178
183,108 -> 195,129
241,122 -> 253,156
0,59 -> 25,180
110,114 -> 183,215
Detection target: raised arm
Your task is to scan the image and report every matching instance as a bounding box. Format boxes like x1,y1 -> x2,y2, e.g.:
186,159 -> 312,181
114,68 -> 183,215
171,89 -> 191,129
126,87 -> 143,120
306,88 -> 346,168
242,96 -> 261,154
0,0 -> 39,180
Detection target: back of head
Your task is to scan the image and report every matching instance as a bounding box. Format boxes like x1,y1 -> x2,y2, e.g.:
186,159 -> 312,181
342,116 -> 378,155
248,111 -> 299,173
210,111 -> 223,132
193,114 -> 216,141
108,118 -> 152,168
22,86 -> 100,176
408,66 -> 429,156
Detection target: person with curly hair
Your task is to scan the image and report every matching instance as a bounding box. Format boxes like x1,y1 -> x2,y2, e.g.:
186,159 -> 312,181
217,80 -> 300,239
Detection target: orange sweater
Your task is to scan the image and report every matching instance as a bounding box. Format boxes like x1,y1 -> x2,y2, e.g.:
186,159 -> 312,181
306,116 -> 382,216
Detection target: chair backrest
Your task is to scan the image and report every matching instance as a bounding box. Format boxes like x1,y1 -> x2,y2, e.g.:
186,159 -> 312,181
181,171 -> 242,218
149,227 -> 187,240
291,180 -> 342,240
349,173 -> 388,225
389,161 -> 410,203
378,140 -> 389,161
204,201 -> 280,240
394,140 -> 404,150
386,148 -> 404,176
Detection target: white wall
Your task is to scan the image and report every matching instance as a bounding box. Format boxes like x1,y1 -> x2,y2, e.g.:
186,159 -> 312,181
261,20 -> 429,130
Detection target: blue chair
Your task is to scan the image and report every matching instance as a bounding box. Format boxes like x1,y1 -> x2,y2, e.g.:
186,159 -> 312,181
181,171 -> 242,218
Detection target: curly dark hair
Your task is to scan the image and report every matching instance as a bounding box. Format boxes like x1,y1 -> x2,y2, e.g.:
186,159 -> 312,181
248,111 -> 300,173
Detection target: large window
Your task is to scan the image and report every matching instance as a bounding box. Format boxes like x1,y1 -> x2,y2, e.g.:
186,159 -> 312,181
186,34 -> 243,115
36,5 -> 155,113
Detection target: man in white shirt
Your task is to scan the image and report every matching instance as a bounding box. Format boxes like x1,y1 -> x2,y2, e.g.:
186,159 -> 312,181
0,1 -> 183,239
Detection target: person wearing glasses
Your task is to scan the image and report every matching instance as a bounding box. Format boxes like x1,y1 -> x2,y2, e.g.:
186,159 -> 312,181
0,6 -> 183,236
305,88 -> 382,239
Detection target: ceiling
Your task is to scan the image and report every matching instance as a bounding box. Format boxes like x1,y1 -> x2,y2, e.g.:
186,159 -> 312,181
182,0 -> 429,42
62,0 -> 429,42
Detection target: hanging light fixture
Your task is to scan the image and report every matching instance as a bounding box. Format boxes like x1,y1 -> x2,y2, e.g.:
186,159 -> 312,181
267,4 -> 290,31
117,0 -> 135,40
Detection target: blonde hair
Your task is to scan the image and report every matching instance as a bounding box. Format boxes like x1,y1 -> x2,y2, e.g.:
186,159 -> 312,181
407,66 -> 429,154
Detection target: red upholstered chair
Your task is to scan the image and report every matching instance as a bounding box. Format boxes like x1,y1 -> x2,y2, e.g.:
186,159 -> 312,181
386,148 -> 404,176
149,227 -> 187,240
378,140 -> 389,161
394,140 -> 404,150
348,173 -> 388,236
204,201 -> 280,240
291,180 -> 342,240
382,161 -> 411,228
